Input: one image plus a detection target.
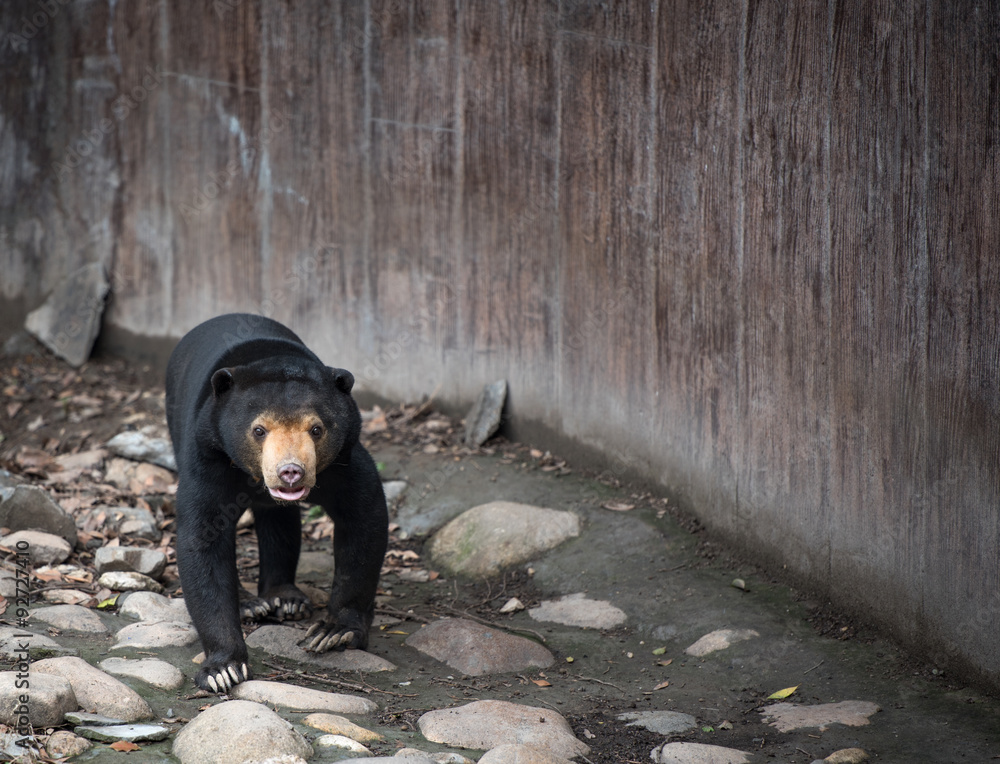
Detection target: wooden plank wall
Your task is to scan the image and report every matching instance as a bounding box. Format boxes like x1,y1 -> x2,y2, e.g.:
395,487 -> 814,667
2,0 -> 999,686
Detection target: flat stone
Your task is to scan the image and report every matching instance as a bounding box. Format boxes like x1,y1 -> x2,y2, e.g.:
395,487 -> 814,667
314,734 -> 372,755
823,749 -> 869,763
651,742 -> 755,764
0,485 -> 78,547
0,530 -> 72,565
119,591 -> 192,623
246,624 -> 396,672
172,699 -> 313,764
0,731 -> 40,761
760,701 -> 881,733
103,459 -> 176,495
231,679 -> 378,715
32,657 -> 152,723
406,618 -> 554,676
0,626 -> 76,659
303,712 -> 383,743
98,570 -> 165,593
429,501 -> 580,578
25,262 -> 109,366
396,751 -> 474,764
80,506 -> 161,541
31,604 -> 108,634
0,671 -> 77,727
418,700 -> 588,759
618,710 -> 698,735
684,629 -> 760,657
45,730 -> 92,759
478,744 -> 577,764
112,620 -> 198,650
64,711 -> 127,726
42,588 -> 91,605
464,379 -> 507,446
98,657 -> 185,691
75,723 -> 170,743
94,546 -> 167,578
529,593 -> 627,629
105,430 -> 177,471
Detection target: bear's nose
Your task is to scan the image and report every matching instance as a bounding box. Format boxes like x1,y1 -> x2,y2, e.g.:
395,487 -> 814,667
278,463 -> 304,487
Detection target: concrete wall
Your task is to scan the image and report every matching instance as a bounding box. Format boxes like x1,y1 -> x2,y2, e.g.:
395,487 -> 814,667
2,1 -> 999,687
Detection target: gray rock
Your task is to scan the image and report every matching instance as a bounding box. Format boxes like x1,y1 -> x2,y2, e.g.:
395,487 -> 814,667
31,605 -> 108,634
98,657 -> 185,691
529,593 -> 627,629
32,657 -> 152,723
75,723 -> 170,743
405,618 -> 554,676
44,730 -> 92,759
0,530 -> 72,565
464,380 -> 507,446
0,571 -> 16,598
296,550 -> 334,579
112,620 -> 198,650
94,546 -> 167,578
0,627 -> 77,659
97,570 -> 165,594
0,671 -> 77,727
119,591 -> 192,623
418,700 -> 589,759
822,749 -> 870,764
313,734 -> 372,755
231,679 -> 378,715
684,629 -> 760,657
1,330 -> 43,359
429,501 -> 580,578
0,731 -> 42,761
760,701 -> 881,733
24,262 -> 109,367
302,713 -> 383,742
618,710 -> 698,735
64,711 -> 127,726
246,624 -> 396,672
478,745 -> 576,764
105,431 -> 177,471
383,480 -> 408,504
650,742 -> 755,764
0,469 -> 26,488
0,485 -> 78,547
172,699 -> 313,764
80,506 -> 161,541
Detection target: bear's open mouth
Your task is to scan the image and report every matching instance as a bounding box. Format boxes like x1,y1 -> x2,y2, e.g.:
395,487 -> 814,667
268,486 -> 310,502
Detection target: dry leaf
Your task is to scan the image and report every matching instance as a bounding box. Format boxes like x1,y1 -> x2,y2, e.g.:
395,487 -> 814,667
657,659 -> 673,667
601,501 -> 635,512
531,679 -> 552,687
110,741 -> 140,752
653,680 -> 670,690
767,685 -> 799,700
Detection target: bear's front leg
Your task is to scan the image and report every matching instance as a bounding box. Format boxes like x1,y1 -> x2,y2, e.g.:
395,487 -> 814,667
301,462 -> 387,653
175,485 -> 252,693
254,505 -> 313,622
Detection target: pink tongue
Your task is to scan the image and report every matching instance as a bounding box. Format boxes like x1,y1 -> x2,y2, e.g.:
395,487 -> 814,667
269,486 -> 308,501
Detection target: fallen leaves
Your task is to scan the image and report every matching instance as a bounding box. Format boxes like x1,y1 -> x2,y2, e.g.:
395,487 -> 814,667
601,501 -> 635,512
110,741 -> 140,752
767,685 -> 799,700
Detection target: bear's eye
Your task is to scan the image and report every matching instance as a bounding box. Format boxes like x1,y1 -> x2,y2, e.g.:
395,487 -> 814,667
252,425 -> 266,439
310,424 -> 324,438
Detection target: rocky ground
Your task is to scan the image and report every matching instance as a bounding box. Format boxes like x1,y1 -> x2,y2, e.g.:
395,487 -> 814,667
0,336 -> 999,763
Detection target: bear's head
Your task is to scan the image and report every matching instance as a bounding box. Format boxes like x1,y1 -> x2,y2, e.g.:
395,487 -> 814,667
209,359 -> 360,502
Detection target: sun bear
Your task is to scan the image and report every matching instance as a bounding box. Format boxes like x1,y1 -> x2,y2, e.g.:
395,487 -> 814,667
165,313 -> 388,693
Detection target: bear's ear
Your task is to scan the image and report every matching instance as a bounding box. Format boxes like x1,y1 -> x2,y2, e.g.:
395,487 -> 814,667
328,367 -> 355,394
211,368 -> 235,397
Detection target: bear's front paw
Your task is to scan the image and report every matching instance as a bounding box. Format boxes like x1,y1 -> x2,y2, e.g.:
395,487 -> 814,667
300,620 -> 367,653
239,595 -> 273,621
196,660 -> 251,693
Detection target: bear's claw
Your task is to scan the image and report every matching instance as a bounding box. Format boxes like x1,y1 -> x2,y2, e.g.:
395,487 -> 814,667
198,661 -> 250,694
301,622 -> 360,652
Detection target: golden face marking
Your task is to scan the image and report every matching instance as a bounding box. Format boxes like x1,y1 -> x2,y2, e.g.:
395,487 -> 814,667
249,412 -> 326,502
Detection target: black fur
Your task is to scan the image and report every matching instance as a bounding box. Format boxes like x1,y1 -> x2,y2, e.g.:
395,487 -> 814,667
165,313 -> 388,693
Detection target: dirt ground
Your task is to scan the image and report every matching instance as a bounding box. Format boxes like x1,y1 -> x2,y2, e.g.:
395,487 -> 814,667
1,338 -> 1000,763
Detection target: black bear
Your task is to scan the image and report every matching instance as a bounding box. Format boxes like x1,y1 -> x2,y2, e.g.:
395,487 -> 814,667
165,313 -> 388,693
